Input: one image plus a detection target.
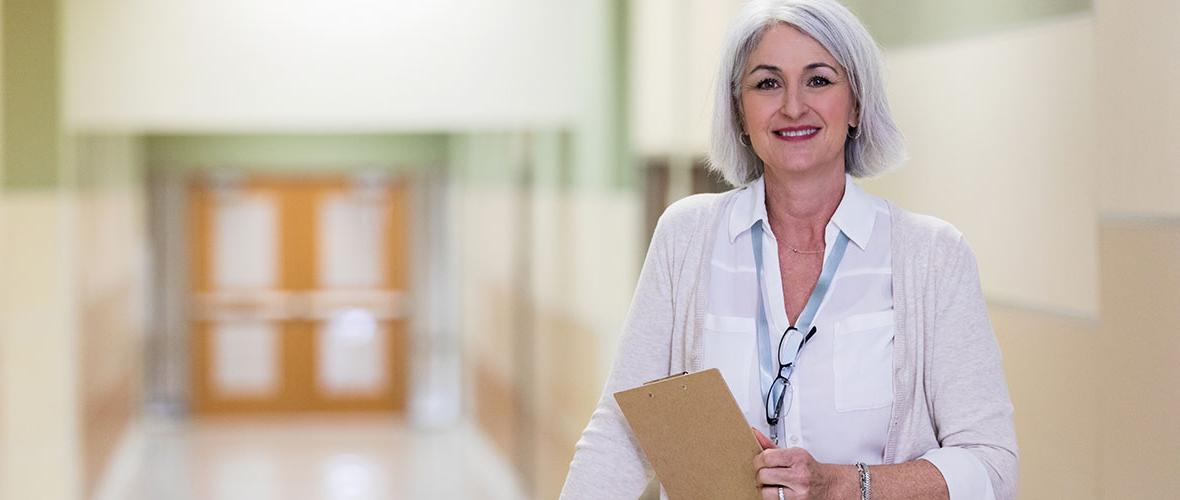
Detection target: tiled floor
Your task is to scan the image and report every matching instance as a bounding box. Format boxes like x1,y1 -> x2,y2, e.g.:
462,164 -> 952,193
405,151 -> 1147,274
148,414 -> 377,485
94,414 -> 526,500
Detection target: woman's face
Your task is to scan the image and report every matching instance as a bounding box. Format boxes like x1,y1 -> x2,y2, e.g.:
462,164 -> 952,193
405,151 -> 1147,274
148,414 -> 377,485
739,24 -> 858,179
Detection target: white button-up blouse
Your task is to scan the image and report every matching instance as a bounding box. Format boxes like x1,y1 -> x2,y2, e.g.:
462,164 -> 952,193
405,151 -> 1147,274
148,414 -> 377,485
701,175 -> 994,499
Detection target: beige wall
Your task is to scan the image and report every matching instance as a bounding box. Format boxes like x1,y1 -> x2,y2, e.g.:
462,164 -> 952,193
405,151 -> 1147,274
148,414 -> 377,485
0,159 -> 147,500
73,135 -> 147,498
1090,0 -> 1180,495
992,306 -> 1100,499
629,0 -> 742,157
1096,221 -> 1180,497
453,184 -> 641,499
863,15 -> 1100,317
449,130 -> 643,499
1095,0 -> 1180,217
0,193 -> 83,500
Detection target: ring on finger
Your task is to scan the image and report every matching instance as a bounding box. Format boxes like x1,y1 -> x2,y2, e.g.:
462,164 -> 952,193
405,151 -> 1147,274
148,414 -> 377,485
777,486 -> 785,500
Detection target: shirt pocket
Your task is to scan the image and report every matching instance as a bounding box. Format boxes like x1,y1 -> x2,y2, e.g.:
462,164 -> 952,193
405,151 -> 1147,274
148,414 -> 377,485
833,310 -> 895,412
702,314 -> 757,414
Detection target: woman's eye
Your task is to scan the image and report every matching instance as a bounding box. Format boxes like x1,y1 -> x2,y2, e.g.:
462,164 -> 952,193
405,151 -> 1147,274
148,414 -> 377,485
755,78 -> 780,90
807,76 -> 833,87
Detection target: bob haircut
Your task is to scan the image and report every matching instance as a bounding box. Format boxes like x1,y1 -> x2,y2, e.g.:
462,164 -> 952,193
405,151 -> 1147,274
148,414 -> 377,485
709,0 -> 905,187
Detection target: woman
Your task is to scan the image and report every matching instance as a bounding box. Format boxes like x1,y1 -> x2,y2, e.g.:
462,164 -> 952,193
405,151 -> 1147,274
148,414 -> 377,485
560,1 -> 1017,499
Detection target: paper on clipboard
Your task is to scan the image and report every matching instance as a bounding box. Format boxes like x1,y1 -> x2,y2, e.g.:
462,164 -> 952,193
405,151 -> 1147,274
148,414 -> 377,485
614,368 -> 762,500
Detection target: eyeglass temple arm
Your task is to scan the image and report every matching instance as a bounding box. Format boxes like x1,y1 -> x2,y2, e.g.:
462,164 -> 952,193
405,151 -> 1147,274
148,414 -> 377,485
803,326 -> 817,343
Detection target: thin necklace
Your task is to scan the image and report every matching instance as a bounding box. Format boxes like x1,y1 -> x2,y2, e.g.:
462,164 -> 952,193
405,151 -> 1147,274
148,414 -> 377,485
787,246 -> 824,255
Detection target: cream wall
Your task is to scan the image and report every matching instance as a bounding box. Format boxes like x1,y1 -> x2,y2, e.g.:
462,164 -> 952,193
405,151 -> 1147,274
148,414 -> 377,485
447,130 -> 642,498
1091,1 -> 1180,497
64,0 -> 585,131
0,194 -> 82,500
862,15 -> 1100,317
450,182 -> 642,499
629,0 -> 741,157
991,307 -> 1100,499
1097,222 -> 1180,498
0,143 -> 147,500
1094,0 -> 1180,217
73,135 -> 147,497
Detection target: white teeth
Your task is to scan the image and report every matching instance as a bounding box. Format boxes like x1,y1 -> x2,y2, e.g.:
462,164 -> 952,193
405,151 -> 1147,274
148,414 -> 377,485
776,128 -> 818,137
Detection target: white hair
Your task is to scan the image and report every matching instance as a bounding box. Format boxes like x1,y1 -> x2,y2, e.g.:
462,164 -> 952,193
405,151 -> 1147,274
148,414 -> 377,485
708,0 -> 906,187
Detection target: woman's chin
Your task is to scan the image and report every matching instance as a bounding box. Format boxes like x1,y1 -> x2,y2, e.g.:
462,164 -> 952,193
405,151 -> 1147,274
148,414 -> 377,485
764,158 -> 840,178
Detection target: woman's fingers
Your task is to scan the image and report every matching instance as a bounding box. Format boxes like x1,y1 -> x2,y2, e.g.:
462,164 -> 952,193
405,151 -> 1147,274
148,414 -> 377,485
754,448 -> 820,499
756,461 -> 804,485
752,427 -> 777,450
754,446 -> 810,469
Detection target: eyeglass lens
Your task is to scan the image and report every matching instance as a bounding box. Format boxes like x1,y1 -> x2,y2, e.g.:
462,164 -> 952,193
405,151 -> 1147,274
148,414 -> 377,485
778,327 -> 805,364
765,376 -> 793,424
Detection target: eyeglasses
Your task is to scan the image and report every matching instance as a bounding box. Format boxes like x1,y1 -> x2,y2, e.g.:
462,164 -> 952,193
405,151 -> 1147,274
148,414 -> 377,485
765,325 -> 817,427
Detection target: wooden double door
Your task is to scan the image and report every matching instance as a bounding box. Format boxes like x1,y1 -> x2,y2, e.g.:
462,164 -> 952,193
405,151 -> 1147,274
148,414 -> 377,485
188,175 -> 409,414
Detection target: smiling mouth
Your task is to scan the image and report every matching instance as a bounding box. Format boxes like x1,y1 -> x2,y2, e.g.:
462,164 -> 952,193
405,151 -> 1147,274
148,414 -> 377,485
774,128 -> 820,139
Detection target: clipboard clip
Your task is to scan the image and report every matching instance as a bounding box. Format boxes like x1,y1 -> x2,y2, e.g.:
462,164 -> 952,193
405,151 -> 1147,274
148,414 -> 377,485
642,371 -> 690,385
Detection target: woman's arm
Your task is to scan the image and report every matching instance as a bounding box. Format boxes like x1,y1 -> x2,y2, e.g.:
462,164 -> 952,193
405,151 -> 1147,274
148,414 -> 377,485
923,236 -> 1017,499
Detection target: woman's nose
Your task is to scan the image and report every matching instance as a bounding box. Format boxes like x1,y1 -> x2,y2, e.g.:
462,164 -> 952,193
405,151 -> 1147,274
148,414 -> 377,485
779,87 -> 807,119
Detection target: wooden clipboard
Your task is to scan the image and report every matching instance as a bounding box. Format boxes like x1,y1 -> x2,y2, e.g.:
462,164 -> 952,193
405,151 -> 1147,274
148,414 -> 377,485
614,368 -> 762,500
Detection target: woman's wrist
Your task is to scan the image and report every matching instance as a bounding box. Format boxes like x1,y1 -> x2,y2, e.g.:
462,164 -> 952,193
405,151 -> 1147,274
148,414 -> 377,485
820,463 -> 861,500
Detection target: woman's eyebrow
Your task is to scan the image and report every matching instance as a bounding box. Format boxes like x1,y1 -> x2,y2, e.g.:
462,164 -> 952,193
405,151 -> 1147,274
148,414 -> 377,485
748,64 -> 782,75
748,62 -> 839,75
805,62 -> 838,73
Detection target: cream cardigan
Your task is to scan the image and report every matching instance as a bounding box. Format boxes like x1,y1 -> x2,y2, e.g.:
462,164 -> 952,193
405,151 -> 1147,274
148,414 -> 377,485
559,189 -> 1018,499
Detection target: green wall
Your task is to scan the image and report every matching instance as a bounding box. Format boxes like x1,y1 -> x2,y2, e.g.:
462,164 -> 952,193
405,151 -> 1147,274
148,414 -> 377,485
2,0 -> 60,189
74,135 -> 144,190
842,0 -> 1092,47
145,134 -> 449,172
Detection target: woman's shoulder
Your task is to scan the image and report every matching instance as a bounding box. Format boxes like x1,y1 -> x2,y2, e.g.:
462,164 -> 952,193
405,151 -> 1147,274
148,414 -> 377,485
887,202 -> 978,276
654,189 -> 740,239
889,202 -> 970,253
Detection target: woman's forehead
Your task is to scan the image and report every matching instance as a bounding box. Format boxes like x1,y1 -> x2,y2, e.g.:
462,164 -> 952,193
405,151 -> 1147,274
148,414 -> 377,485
746,24 -> 841,73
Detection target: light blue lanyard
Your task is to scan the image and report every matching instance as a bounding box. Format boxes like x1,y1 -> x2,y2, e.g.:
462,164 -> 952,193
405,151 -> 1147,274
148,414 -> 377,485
751,220 -> 850,439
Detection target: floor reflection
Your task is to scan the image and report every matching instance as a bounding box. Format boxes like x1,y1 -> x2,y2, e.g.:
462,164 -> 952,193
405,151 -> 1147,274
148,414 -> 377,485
96,414 -> 525,500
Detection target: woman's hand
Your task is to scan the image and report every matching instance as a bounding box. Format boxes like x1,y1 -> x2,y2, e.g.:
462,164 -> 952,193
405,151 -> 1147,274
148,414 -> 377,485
752,429 -> 857,500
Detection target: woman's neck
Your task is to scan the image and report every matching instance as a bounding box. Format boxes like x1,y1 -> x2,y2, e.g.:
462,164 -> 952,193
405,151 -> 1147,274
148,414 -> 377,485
763,167 -> 846,247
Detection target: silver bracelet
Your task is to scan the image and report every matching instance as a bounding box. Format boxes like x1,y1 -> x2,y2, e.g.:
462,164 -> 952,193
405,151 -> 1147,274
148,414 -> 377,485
855,462 -> 871,500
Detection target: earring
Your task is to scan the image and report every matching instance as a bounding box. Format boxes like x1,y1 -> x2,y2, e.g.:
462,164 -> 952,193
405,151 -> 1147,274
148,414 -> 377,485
847,126 -> 862,140
740,133 -> 752,147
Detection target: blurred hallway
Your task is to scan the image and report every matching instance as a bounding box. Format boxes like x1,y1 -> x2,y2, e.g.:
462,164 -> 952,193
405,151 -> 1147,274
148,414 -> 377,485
2,0 -> 1179,499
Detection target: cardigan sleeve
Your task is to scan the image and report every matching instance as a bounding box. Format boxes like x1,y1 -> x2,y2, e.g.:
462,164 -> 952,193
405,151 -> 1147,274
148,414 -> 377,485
558,209 -> 682,500
924,236 -> 1019,500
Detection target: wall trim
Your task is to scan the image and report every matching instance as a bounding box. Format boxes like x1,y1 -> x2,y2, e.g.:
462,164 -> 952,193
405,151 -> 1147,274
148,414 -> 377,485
1099,212 -> 1180,227
986,297 -> 1100,324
